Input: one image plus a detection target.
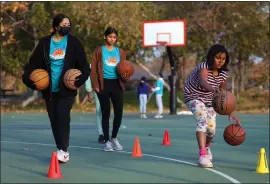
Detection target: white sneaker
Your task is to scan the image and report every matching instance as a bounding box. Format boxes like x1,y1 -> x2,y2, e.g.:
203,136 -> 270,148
154,114 -> 163,119
111,138 -> 123,151
206,147 -> 213,161
143,114 -> 148,119
57,149 -> 69,163
197,155 -> 213,168
104,141 -> 114,152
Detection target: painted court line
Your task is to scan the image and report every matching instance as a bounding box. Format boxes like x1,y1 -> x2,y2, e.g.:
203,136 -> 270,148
1,140 -> 241,184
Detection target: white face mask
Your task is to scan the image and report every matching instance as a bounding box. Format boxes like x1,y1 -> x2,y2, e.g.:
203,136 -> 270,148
141,81 -> 145,83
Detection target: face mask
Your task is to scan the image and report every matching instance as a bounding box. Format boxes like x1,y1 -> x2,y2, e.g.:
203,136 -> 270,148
58,26 -> 71,36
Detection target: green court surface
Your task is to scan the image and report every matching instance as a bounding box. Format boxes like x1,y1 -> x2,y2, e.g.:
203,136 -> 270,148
1,112 -> 269,183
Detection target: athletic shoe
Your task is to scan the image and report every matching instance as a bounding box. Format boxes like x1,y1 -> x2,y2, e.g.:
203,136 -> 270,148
197,155 -> 213,168
142,114 -> 148,119
98,135 -> 105,144
206,147 -> 213,161
111,138 -> 123,151
104,141 -> 114,152
57,149 -> 69,163
154,114 -> 163,119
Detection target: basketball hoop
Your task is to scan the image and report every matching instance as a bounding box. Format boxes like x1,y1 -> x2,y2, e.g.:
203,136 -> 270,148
156,41 -> 168,46
142,20 -> 185,115
156,41 -> 168,52
142,20 -> 185,47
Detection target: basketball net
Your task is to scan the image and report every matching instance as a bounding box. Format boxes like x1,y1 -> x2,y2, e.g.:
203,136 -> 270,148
156,41 -> 168,53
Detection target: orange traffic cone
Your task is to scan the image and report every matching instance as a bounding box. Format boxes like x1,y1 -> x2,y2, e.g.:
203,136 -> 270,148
48,152 -> 62,179
162,129 -> 171,146
132,137 -> 142,157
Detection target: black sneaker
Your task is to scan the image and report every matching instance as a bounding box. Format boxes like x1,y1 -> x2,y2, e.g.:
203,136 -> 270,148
98,135 -> 105,143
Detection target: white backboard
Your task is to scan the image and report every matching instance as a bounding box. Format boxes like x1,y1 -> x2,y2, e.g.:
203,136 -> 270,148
142,20 -> 186,47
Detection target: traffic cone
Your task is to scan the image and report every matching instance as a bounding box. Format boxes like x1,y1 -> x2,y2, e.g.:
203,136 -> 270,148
48,152 -> 63,179
256,148 -> 269,174
132,137 -> 142,157
162,129 -> 171,146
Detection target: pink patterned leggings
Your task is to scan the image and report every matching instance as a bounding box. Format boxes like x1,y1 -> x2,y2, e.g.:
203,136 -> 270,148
186,100 -> 216,137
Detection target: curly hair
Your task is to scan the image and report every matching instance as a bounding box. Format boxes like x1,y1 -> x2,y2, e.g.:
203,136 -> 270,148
206,44 -> 230,72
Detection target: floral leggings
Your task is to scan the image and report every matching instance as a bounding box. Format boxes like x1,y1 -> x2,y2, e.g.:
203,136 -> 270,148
186,100 -> 216,137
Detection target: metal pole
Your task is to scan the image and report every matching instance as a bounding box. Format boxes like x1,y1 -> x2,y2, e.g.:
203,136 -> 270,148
166,46 -> 177,115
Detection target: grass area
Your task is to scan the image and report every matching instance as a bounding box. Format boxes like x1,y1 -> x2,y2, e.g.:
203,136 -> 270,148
1,89 -> 269,113
124,90 -> 184,109
235,89 -> 269,112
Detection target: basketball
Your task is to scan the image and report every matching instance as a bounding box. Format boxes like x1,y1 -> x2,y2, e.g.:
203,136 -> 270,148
223,124 -> 246,146
63,69 -> 82,90
212,90 -> 236,115
29,69 -> 49,90
117,60 -> 134,81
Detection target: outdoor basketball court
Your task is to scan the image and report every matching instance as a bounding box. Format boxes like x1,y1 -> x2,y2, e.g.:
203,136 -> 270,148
1,112 -> 269,183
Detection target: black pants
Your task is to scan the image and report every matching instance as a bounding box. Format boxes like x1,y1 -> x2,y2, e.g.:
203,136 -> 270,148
97,79 -> 123,142
45,94 -> 74,151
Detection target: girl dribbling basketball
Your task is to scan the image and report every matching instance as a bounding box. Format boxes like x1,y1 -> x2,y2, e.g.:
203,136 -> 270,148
183,44 -> 239,168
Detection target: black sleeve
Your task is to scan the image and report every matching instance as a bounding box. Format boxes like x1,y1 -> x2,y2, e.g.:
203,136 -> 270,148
22,40 -> 44,90
74,37 -> 90,86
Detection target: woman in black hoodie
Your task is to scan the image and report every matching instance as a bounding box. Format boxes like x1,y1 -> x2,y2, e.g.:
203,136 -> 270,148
22,14 -> 90,163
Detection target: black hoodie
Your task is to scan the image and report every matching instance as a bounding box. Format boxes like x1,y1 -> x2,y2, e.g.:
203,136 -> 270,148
22,34 -> 90,100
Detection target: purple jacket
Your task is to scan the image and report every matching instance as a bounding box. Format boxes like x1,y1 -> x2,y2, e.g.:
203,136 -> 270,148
137,82 -> 150,99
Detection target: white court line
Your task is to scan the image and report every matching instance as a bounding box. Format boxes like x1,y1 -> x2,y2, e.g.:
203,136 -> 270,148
1,140 -> 241,184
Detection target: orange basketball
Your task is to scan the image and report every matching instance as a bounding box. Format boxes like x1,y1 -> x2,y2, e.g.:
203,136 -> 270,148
117,60 -> 134,81
223,124 -> 246,146
212,90 -> 236,115
29,69 -> 49,90
63,69 -> 82,90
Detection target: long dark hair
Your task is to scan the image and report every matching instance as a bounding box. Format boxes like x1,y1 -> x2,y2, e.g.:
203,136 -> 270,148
206,44 -> 230,72
104,27 -> 118,37
51,14 -> 71,35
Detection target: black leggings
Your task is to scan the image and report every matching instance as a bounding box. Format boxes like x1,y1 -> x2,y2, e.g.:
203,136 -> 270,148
97,79 -> 123,142
45,94 -> 74,151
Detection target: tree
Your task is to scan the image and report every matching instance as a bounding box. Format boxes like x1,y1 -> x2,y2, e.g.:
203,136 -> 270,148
1,2 -> 31,76
1,2 -> 268,106
220,2 -> 269,92
69,2 -> 163,59
1,2 -> 73,106
158,2 -> 269,94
